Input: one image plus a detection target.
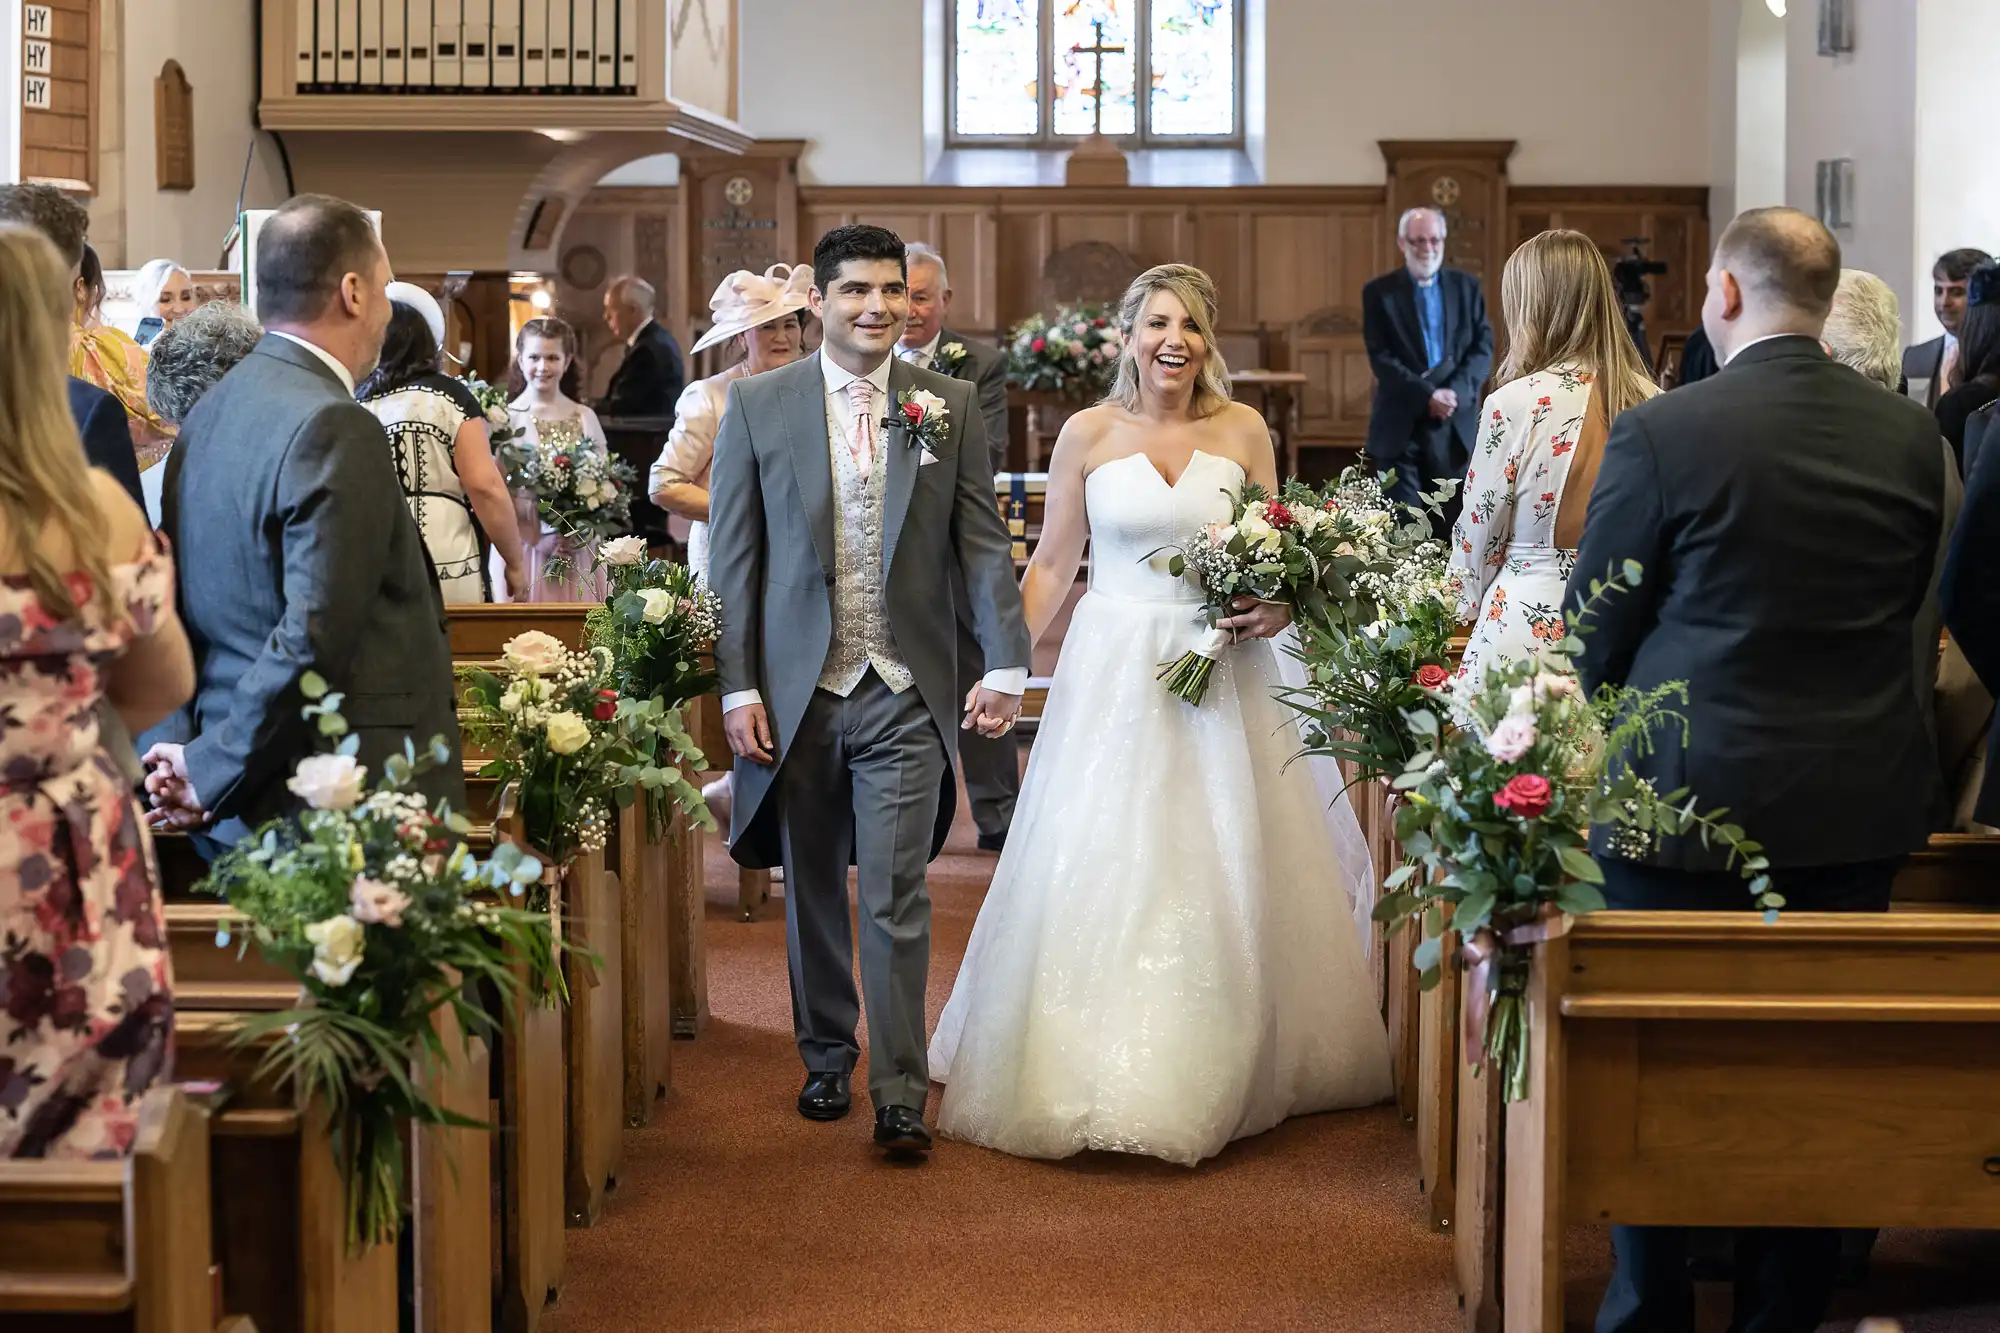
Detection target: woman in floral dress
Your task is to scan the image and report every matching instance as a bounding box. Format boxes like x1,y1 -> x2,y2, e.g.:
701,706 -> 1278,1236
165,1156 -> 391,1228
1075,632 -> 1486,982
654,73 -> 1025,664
0,226 -> 196,1158
1449,230 -> 1660,685
499,317 -> 615,602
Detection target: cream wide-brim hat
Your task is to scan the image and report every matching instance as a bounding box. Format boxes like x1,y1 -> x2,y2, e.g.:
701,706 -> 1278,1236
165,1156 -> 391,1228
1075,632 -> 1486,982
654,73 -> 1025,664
690,262 -> 813,356
386,280 -> 447,349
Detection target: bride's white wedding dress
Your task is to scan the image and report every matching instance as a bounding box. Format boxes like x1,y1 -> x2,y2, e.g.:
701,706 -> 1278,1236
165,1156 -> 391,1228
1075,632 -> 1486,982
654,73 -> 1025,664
929,449 -> 1393,1166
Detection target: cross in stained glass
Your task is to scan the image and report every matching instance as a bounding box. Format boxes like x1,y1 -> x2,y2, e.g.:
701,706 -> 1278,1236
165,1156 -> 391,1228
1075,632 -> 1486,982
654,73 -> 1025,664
1069,18 -> 1126,138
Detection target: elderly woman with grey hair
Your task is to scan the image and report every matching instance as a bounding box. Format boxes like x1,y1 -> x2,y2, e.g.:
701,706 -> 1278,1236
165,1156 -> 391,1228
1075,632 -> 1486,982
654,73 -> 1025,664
1823,268 -> 1986,828
141,300 -> 263,524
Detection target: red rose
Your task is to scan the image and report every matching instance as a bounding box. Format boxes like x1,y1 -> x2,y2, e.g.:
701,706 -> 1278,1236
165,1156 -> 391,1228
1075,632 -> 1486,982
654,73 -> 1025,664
902,401 -> 925,426
554,454 -> 570,467
1412,664 -> 1450,690
1492,773 -> 1553,819
1094,317 -> 1107,328
1031,337 -> 1046,353
1265,500 -> 1294,529
593,688 -> 618,722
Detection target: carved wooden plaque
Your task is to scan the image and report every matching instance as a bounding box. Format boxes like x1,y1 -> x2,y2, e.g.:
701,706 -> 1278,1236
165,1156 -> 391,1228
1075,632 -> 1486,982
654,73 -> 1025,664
20,0 -> 97,192
155,59 -> 194,191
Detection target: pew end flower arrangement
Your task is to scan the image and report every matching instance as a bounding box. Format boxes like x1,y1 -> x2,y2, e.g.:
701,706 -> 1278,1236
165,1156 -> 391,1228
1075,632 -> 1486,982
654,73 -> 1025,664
459,628 -> 704,879
1278,466 -> 1464,785
197,673 -> 558,1252
586,536 -> 721,839
1372,562 -> 1777,1104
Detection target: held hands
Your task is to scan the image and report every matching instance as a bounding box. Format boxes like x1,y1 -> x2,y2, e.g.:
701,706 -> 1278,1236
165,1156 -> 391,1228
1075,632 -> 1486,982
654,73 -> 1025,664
962,684 -> 1023,739
723,702 -> 776,765
140,742 -> 210,830
1427,388 -> 1458,421
1215,594 -> 1292,641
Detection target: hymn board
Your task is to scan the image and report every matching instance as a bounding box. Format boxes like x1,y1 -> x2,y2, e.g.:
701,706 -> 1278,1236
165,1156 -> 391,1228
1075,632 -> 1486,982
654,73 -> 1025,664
292,1 -> 640,92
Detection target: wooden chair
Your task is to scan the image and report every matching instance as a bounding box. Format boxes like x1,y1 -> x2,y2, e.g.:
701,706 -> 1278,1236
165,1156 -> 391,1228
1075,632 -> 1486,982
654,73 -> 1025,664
0,1085 -> 249,1332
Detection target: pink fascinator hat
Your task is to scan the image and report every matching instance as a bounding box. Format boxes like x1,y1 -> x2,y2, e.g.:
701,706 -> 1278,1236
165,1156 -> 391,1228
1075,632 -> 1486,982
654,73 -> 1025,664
690,263 -> 813,356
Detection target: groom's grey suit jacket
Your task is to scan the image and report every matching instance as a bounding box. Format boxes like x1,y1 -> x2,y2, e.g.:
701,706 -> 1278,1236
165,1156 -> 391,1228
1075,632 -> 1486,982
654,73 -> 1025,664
154,334 -> 464,845
707,351 -> 1031,868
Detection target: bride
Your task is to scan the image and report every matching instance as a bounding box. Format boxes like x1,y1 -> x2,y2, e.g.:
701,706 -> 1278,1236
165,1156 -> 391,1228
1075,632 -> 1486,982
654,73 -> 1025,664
929,265 -> 1393,1166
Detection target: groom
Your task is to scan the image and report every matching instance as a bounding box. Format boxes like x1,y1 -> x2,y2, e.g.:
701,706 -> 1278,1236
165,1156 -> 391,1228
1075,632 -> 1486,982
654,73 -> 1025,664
708,224 -> 1031,1159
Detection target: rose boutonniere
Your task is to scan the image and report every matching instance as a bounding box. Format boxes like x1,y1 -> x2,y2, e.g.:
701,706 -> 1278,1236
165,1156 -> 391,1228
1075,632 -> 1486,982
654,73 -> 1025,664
888,388 -> 950,451
933,342 -> 969,375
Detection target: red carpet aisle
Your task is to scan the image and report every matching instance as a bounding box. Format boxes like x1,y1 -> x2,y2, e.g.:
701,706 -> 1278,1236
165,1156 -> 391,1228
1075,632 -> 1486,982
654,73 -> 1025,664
539,789 -> 1460,1333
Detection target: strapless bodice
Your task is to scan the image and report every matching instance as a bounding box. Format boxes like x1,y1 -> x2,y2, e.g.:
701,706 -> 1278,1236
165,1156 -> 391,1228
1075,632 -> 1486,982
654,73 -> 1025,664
1085,450 -> 1246,605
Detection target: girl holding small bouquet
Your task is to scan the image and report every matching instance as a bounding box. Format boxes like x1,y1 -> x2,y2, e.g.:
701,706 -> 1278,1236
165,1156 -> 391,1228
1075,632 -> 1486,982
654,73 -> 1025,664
499,317 -> 631,602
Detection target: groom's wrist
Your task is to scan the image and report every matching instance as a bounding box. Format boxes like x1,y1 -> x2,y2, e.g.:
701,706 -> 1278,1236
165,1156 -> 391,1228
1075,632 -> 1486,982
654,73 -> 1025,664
980,667 -> 1029,697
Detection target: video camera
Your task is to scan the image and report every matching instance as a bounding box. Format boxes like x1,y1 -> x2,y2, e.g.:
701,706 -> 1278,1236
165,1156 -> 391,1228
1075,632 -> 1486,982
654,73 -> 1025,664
1611,238 -> 1669,369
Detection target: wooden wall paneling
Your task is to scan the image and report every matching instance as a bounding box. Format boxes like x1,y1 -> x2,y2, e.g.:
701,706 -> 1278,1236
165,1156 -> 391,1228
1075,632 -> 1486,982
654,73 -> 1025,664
1505,187 -> 1711,356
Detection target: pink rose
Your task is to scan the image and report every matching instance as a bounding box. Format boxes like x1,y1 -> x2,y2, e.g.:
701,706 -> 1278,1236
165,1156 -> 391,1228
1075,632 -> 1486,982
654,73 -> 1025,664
1483,715 -> 1538,762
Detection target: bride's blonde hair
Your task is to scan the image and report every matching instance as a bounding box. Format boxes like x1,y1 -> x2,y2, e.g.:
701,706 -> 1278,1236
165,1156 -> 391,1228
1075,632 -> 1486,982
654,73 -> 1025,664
1498,230 -> 1657,421
1106,264 -> 1233,419
0,225 -> 113,621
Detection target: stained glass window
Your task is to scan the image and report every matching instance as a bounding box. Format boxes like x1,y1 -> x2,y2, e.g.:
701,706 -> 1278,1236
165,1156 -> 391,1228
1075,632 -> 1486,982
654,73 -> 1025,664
1149,0 -> 1234,137
950,0 -> 1238,144
1052,1 -> 1137,138
954,0 -> 1040,137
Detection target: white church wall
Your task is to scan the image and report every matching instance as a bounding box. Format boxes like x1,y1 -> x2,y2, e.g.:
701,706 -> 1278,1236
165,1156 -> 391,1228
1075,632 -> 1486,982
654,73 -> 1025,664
736,0 -> 1715,188
1733,0 -> 1786,216
105,0 -> 289,272
1785,0 -> 1918,339
1912,0 -> 2000,343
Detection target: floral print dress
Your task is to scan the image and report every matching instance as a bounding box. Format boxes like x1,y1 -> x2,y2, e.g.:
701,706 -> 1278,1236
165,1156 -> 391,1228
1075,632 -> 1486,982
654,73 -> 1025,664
1448,364 -> 1595,687
0,552 -> 175,1158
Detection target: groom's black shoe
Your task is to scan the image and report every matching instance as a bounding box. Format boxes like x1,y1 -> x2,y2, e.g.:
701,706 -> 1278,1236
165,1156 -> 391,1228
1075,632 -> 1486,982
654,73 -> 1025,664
976,830 -> 1006,853
797,1072 -> 851,1122
873,1105 -> 932,1158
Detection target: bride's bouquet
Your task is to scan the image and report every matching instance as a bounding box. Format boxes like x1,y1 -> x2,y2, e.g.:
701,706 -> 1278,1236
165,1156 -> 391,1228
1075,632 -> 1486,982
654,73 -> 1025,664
1157,482 -> 1346,705
495,420 -> 637,583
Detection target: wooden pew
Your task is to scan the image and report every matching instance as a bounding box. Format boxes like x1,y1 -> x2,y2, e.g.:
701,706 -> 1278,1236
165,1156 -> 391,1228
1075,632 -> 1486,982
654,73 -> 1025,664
0,1085 -> 247,1332
614,800 -> 710,1120
1442,834 -> 2000,1331
1500,910 -> 2000,1332
561,841 -> 624,1227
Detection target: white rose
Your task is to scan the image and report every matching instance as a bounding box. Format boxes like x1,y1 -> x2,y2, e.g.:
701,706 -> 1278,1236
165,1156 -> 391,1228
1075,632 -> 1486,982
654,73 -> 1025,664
544,711 -> 592,755
639,588 -> 675,624
349,875 -> 412,929
599,535 -> 647,566
906,388 -> 948,420
1508,684 -> 1536,718
502,630 -> 567,675
286,753 -> 367,811
1239,515 -> 1274,545
304,914 -> 366,987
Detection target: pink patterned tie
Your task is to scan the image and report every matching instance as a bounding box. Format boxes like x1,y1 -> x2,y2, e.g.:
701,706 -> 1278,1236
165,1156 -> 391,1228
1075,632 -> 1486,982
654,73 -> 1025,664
845,378 -> 876,474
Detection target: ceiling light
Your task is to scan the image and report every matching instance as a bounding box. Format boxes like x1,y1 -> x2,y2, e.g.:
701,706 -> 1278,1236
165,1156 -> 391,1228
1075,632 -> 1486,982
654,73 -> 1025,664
1766,0 -> 1786,17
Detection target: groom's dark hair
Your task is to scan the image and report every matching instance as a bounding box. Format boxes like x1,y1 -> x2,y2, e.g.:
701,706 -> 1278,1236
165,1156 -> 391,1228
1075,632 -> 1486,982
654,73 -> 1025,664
813,224 -> 907,294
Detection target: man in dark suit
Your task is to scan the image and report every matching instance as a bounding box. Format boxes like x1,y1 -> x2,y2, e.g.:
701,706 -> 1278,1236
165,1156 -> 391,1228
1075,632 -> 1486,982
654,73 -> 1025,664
600,275 -> 687,417
0,183 -> 149,507
1942,390 -> 2000,832
898,241 -> 1019,850
1565,207 -> 1946,1333
1903,247 -> 1991,408
1360,207 -> 1493,534
141,194 -> 463,849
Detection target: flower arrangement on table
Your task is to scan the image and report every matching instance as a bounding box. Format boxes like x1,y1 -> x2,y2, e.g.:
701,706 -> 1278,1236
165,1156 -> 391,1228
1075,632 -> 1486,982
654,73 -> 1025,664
1277,465 -> 1464,785
198,673 -> 559,1252
1370,564 -> 1776,1102
459,630 -> 697,877
494,419 -> 637,584
586,536 -> 722,839
1005,303 -> 1124,402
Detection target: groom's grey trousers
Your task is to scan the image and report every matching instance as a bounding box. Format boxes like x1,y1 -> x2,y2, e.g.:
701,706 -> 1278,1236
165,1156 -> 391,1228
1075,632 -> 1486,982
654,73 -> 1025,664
777,670 -> 947,1112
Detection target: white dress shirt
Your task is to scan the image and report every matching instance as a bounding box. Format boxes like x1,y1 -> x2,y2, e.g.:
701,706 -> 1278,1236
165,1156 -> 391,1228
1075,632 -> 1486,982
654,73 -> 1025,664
720,352 -> 1027,715
1722,331 -> 1801,365
270,330 -> 356,394
898,332 -> 942,372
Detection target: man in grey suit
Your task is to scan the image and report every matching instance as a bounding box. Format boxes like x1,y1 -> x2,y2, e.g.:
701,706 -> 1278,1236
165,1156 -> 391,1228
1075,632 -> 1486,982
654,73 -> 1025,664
142,194 -> 463,848
1903,247 -> 1991,407
709,224 -> 1030,1158
898,240 -> 1021,852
